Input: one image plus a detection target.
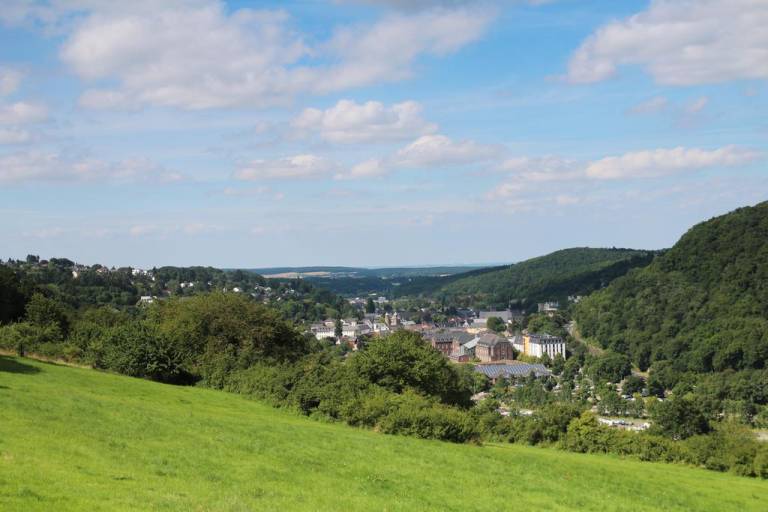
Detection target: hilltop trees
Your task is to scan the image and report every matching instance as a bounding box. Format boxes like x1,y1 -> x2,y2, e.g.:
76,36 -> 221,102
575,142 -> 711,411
575,202 -> 768,375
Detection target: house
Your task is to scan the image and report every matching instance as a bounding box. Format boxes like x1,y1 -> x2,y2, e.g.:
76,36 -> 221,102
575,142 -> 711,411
137,295 -> 156,305
537,302 -> 560,315
478,310 -> 513,322
509,334 -> 525,353
449,337 -> 478,362
474,333 -> 515,362
426,329 -> 475,356
473,361 -> 551,383
523,333 -> 566,359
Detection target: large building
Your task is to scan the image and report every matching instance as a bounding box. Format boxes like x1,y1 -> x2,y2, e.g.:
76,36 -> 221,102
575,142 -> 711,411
475,333 -> 515,362
426,329 -> 475,356
523,333 -> 566,359
473,362 -> 551,383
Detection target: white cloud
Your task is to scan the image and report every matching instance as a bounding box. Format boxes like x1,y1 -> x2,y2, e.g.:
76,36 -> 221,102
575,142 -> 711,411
628,96 -> 668,115
59,2 -> 493,110
0,127 -> 32,144
234,154 -> 339,180
0,151 -> 184,184
334,158 -> 388,180
333,133 -> 505,180
585,145 -> 761,180
499,155 -> 583,182
0,68 -> 23,96
318,7 -> 494,93
292,99 -> 437,143
566,0 -> 768,85
684,95 -> 709,114
0,101 -> 48,124
394,134 -> 502,167
487,145 -> 761,201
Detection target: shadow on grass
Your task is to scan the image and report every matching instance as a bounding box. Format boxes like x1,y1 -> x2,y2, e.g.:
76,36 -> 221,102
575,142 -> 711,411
0,356 -> 41,375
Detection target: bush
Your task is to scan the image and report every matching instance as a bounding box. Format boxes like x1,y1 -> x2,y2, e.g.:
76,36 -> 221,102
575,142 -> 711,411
377,392 -> 479,443
0,321 -> 63,356
100,321 -> 186,383
649,396 -> 710,440
564,412 -> 619,453
348,330 -> 472,407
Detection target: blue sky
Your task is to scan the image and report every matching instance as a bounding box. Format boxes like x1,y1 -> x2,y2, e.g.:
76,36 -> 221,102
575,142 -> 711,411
1,0 -> 766,268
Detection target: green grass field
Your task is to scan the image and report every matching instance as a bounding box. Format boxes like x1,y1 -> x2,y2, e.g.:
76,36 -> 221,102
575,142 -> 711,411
1,356 -> 766,511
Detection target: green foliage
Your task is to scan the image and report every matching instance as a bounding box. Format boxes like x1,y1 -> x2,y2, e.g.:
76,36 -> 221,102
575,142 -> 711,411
575,201 -> 768,374
99,321 -> 185,383
0,321 -> 63,357
586,351 -> 631,384
650,396 -> 711,440
486,316 -> 506,333
0,265 -> 28,324
151,293 -> 308,386
348,330 -> 472,406
437,248 -> 655,307
376,391 -> 479,443
25,293 -> 70,335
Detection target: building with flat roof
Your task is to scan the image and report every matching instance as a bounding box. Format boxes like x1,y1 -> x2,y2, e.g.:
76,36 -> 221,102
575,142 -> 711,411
523,333 -> 566,359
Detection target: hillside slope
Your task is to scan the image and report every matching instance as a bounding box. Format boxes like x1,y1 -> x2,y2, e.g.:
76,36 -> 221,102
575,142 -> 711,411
433,248 -> 656,307
574,202 -> 768,372
2,356 -> 766,511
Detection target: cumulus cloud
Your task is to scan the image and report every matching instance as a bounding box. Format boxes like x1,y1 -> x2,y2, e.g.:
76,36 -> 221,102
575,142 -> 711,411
487,145 -> 761,200
0,127 -> 32,144
0,151 -> 184,184
628,96 -> 668,115
585,146 -> 761,180
684,96 -> 709,115
58,1 -> 493,110
499,155 -> 583,182
394,134 -> 503,167
234,154 -> 340,180
566,0 -> 768,85
292,99 -> 437,143
331,133 -> 505,180
0,68 -> 23,96
318,7 -> 494,93
334,158 -> 389,180
0,101 -> 48,124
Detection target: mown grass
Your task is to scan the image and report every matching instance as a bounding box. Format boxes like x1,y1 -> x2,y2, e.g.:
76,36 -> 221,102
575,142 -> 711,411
1,356 -> 766,511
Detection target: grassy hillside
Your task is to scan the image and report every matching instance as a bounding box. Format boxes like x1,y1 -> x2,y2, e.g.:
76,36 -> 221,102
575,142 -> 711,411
2,356 -> 766,511
574,201 -> 768,373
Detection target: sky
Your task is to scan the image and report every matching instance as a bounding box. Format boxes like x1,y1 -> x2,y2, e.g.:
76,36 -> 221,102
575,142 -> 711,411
0,0 -> 766,268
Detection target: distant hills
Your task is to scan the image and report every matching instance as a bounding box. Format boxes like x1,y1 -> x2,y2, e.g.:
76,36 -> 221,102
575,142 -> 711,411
292,248 -> 658,309
574,201 -> 768,373
245,265 -> 486,279
433,248 -> 656,308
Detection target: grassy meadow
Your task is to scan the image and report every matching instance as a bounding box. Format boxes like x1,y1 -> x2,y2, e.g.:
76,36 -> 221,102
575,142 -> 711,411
1,355 -> 766,511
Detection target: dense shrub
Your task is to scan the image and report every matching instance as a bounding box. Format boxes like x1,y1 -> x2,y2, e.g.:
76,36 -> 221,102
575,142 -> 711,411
376,391 -> 479,443
348,330 -> 473,407
99,321 -> 186,383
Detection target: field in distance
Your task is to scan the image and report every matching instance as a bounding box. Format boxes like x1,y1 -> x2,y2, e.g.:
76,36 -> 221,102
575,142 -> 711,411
1,356 -> 766,512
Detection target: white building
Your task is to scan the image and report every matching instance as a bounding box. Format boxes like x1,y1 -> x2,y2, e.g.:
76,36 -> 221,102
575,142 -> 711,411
523,333 -> 566,359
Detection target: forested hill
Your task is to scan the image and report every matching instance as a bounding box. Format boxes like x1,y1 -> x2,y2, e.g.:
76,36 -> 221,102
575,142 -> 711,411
574,201 -> 768,374
416,248 -> 656,308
